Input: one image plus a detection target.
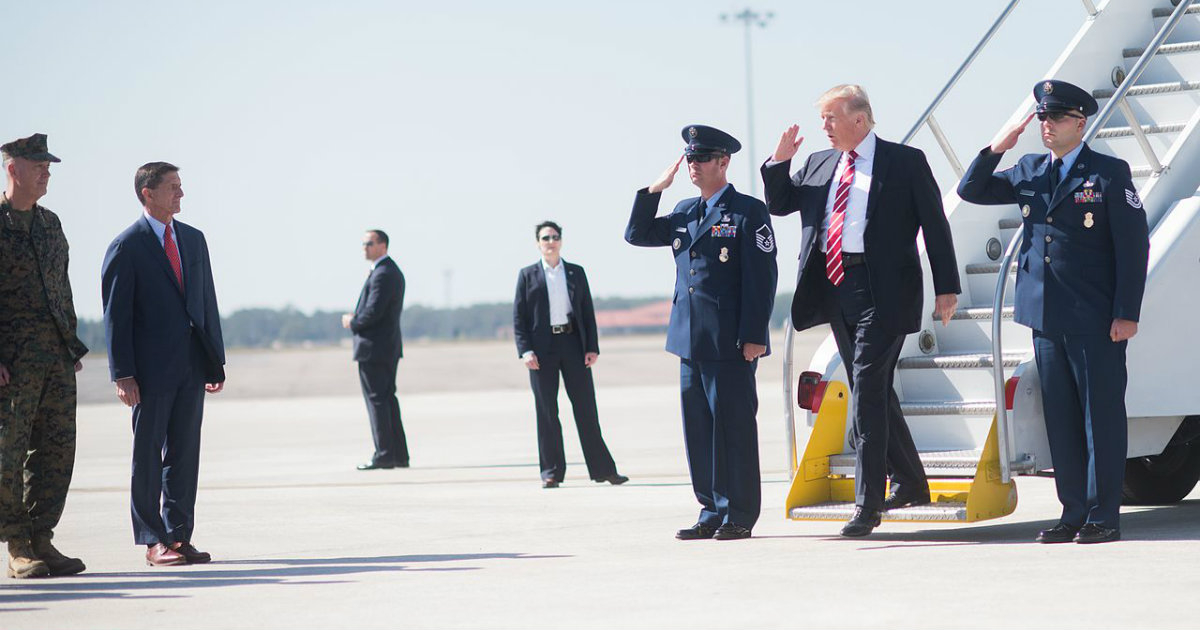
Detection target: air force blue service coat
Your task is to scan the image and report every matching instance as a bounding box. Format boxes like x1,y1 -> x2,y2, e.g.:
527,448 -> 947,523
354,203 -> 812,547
625,184 -> 778,360
957,143 -> 1149,335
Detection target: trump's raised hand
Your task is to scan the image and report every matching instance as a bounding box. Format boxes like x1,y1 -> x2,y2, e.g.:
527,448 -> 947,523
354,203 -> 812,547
772,125 -> 804,162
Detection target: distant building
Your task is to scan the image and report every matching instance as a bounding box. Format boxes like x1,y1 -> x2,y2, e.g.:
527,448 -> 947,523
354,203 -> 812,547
595,300 -> 671,336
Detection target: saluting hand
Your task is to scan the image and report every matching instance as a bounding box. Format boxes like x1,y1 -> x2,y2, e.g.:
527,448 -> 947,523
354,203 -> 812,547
990,112 -> 1036,154
1111,318 -> 1138,342
772,125 -> 804,162
934,294 -> 958,327
648,156 -> 684,194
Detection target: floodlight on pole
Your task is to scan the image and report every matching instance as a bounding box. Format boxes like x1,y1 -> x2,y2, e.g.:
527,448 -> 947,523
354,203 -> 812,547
721,8 -> 773,196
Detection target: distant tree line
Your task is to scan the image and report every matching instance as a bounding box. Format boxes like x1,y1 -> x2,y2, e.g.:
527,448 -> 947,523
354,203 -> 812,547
76,293 -> 795,351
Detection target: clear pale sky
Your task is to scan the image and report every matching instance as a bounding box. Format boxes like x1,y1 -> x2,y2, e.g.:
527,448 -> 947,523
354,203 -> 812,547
4,0 -> 1084,318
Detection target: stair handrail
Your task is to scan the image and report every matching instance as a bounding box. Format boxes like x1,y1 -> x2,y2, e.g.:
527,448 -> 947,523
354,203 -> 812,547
991,230 -> 1023,483
901,0 -> 1022,177
1082,0 -> 1195,171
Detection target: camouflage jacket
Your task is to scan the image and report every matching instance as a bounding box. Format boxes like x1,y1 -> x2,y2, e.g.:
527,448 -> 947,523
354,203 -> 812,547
0,195 -> 88,363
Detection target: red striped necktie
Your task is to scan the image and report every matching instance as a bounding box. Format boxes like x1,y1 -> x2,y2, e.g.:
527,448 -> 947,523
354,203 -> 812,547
164,223 -> 184,291
825,149 -> 858,286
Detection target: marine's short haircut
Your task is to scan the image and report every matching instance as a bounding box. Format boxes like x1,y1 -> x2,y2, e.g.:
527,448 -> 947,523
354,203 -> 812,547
135,162 -> 180,204
816,84 -> 876,128
535,220 -> 562,240
369,229 -> 389,247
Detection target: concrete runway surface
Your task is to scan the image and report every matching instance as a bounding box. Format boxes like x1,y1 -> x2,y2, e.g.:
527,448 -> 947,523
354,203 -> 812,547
5,333 -> 1200,629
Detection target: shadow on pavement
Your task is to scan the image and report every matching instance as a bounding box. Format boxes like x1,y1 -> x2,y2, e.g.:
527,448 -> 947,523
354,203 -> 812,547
0,552 -> 568,608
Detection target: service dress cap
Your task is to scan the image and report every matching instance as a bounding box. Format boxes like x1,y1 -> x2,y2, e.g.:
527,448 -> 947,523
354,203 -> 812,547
681,125 -> 742,156
1033,80 -> 1099,117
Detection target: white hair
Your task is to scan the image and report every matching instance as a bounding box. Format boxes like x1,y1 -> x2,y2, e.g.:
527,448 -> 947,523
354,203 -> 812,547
816,84 -> 876,128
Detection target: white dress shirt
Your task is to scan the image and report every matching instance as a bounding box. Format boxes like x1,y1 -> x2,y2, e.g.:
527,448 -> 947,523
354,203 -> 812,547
143,210 -> 183,283
821,131 -> 876,253
542,257 -> 572,326
370,253 -> 391,270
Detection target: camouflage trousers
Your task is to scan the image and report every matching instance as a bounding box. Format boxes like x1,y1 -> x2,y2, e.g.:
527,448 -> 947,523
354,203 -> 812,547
0,357 -> 76,542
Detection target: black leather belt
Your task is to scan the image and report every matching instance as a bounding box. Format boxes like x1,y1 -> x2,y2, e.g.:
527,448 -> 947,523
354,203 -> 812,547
551,322 -> 574,335
841,252 -> 866,268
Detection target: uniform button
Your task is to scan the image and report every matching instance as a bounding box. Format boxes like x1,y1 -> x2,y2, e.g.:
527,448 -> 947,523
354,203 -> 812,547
1046,216 -> 1054,224
1044,256 -> 1051,264
688,287 -> 695,294
1045,235 -> 1052,243
691,251 -> 697,258
689,269 -> 696,276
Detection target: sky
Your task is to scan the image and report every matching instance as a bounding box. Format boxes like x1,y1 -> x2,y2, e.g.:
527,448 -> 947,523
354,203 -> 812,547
4,0 -> 1087,318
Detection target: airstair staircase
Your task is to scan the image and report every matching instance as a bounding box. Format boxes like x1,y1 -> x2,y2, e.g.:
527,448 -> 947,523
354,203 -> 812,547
784,0 -> 1200,524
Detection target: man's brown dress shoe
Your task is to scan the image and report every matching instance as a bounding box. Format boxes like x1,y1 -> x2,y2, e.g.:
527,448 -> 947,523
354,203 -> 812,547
172,542 -> 212,564
146,543 -> 187,566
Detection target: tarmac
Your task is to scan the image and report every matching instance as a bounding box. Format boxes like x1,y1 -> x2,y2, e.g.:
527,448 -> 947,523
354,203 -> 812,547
4,333 -> 1200,629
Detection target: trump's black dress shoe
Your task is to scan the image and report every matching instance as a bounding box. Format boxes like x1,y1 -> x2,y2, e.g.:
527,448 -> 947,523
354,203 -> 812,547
840,506 -> 882,537
675,523 -> 717,540
595,474 -> 629,485
882,487 -> 932,511
357,461 -> 396,470
1074,523 -> 1121,544
1035,522 -> 1081,544
542,479 -> 560,489
712,523 -> 752,540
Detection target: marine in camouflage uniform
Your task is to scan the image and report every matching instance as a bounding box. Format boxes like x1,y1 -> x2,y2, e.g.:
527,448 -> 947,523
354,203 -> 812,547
0,134 -> 88,578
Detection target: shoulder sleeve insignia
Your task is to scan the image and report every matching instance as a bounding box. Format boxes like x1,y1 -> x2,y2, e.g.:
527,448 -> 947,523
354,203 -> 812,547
755,224 -> 775,253
1125,188 -> 1143,209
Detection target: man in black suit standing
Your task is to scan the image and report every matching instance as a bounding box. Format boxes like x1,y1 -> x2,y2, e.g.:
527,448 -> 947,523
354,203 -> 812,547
102,162 -> 225,566
762,85 -> 961,537
513,221 -> 627,489
342,230 -> 408,471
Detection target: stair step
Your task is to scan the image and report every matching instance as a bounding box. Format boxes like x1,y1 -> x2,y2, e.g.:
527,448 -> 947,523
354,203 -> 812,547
901,401 -> 997,416
1124,41 -> 1200,58
948,306 -> 1013,320
1093,80 -> 1200,99
829,449 -> 983,477
998,218 -> 1022,230
897,352 -> 1025,370
1094,122 -> 1186,139
1152,4 -> 1200,18
965,261 -> 1015,274
789,501 -> 969,522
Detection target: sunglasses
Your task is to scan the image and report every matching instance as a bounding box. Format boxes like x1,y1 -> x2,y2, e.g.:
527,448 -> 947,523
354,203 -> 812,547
1036,111 -> 1085,123
361,241 -> 377,247
540,234 -> 561,242
686,153 -> 723,164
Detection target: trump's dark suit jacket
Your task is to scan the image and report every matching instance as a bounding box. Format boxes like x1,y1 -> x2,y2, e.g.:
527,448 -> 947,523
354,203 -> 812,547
101,217 -> 225,391
513,260 -> 599,358
351,256 -> 405,363
761,137 -> 961,334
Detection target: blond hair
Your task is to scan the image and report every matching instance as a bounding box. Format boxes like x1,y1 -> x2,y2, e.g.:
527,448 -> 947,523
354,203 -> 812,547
816,84 -> 876,128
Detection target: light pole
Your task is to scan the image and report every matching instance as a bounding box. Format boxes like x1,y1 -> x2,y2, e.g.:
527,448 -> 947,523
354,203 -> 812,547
721,8 -> 773,196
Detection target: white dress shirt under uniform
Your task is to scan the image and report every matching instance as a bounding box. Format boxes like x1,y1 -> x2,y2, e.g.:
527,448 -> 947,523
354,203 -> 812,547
542,257 -> 572,326
820,131 -> 876,254
143,210 -> 183,283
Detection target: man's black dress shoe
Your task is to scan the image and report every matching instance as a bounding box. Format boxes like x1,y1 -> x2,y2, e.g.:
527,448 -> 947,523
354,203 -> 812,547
542,479 -> 560,489
882,487 -> 932,511
1074,523 -> 1121,544
712,523 -> 752,540
675,523 -> 717,540
595,474 -> 629,485
395,461 -> 410,468
356,461 -> 395,470
840,506 -> 882,537
1035,522 -> 1081,544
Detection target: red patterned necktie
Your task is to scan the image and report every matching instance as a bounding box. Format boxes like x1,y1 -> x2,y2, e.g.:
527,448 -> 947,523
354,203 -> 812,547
164,222 -> 184,291
825,149 -> 858,286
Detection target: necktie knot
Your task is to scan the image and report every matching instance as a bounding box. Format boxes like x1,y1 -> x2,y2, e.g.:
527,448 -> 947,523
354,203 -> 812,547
848,150 -> 859,163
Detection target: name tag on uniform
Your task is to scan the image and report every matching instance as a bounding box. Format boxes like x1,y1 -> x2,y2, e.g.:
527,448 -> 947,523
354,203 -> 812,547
675,227 -> 688,232
1019,189 -> 1035,196
1075,190 -> 1103,204
711,225 -> 737,238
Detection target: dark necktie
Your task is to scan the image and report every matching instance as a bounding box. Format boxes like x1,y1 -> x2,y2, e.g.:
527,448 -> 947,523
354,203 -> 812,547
1049,157 -> 1063,192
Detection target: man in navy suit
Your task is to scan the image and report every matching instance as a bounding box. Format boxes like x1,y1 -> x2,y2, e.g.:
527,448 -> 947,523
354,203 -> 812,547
958,80 -> 1149,544
762,84 -> 961,537
342,230 -> 408,471
513,221 -> 627,489
102,162 -> 225,566
627,125 -> 777,541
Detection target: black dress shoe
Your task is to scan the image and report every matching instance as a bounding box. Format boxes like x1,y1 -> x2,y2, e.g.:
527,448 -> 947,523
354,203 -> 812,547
1035,522 -> 1081,544
595,474 -> 629,485
1074,523 -> 1121,544
882,487 -> 932,511
675,523 -> 717,540
542,479 -> 560,489
356,461 -> 395,470
395,461 -> 410,468
712,523 -> 752,540
840,506 -> 882,537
